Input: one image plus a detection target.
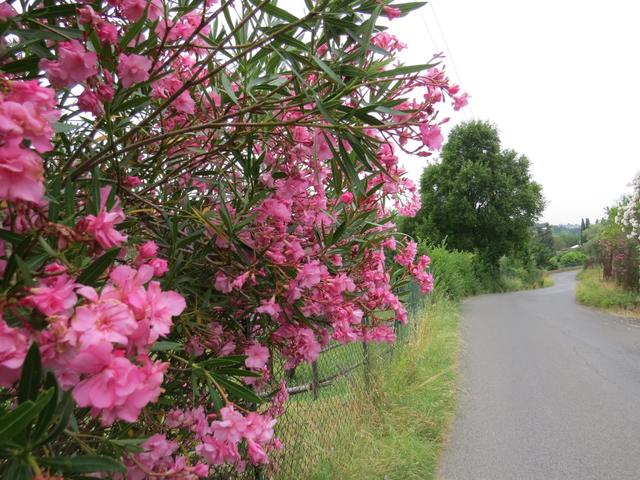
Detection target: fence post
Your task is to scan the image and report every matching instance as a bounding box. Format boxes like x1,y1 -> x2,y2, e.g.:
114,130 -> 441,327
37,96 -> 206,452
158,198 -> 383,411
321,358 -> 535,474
362,341 -> 370,389
311,361 -> 319,400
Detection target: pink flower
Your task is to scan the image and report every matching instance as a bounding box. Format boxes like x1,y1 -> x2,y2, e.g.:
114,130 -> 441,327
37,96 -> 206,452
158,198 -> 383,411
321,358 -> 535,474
383,5 -> 402,20
296,261 -> 328,289
96,82 -> 115,102
340,191 -> 354,204
394,240 -> 417,267
174,91 -> 196,115
123,175 -> 142,187
212,406 -> 247,444
138,240 -> 158,259
244,412 -> 275,444
39,40 -> 98,88
214,271 -> 233,293
78,186 -> 127,249
145,281 -> 186,343
0,2 -> 17,20
420,124 -> 444,151
260,198 -> 292,223
71,299 -> 137,347
25,274 -> 77,316
0,99 -> 56,153
453,92 -> 470,111
256,299 -> 282,319
247,440 -> 268,465
102,264 -> 153,316
71,343 -> 167,425
95,20 -> 118,45
371,32 -> 406,52
244,343 -> 269,370
365,325 -> 396,343
231,272 -> 249,290
196,437 -> 240,466
117,54 -> 152,88
0,144 -> 44,203
121,0 -> 162,22
0,317 -> 29,387
78,89 -> 104,116
78,5 -> 98,24
149,258 -> 169,277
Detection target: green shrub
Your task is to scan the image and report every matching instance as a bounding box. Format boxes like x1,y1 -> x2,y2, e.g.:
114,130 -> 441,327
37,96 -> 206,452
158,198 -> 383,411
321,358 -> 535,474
420,244 -> 545,297
496,255 -> 544,291
559,250 -> 588,267
421,243 -> 480,299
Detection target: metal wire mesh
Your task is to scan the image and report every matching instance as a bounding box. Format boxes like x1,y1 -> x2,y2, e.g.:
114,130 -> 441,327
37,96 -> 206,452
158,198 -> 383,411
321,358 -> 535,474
257,284 -> 425,479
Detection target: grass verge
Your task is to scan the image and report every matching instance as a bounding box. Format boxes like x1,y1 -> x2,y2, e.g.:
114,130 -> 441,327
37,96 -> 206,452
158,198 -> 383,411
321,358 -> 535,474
308,293 -> 460,480
576,267 -> 640,317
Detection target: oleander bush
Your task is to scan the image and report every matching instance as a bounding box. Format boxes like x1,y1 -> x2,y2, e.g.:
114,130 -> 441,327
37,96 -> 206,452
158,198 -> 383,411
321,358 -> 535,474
0,0 -> 467,478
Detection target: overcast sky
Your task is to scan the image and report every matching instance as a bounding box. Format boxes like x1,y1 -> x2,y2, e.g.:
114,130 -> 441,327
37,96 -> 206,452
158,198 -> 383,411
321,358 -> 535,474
386,0 -> 639,224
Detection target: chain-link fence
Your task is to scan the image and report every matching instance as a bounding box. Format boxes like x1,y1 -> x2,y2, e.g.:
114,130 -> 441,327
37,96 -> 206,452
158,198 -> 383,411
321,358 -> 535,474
258,284 -> 426,479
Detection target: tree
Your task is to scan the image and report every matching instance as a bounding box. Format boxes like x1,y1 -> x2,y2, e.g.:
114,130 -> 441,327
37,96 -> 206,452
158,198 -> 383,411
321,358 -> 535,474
406,120 -> 544,267
530,223 -> 555,267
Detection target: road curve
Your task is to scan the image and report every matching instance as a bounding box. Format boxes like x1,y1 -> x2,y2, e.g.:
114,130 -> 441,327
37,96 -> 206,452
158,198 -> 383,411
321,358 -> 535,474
439,271 -> 640,480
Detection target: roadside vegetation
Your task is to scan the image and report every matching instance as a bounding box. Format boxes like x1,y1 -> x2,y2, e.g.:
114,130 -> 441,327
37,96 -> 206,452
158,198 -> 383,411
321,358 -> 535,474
577,268 -> 640,317
302,241 -> 553,479
576,174 -> 640,316
310,292 -> 460,480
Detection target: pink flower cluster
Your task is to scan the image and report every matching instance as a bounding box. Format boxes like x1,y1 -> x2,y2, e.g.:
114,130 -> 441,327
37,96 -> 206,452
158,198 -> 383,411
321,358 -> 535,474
151,405 -> 280,473
0,1 -> 464,474
394,241 -> 434,293
3,256 -> 186,425
0,79 -> 58,203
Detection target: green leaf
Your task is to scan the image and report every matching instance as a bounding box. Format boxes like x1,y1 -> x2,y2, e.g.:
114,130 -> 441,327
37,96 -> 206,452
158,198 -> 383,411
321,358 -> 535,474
18,343 -> 42,404
76,248 -> 120,286
260,2 -> 298,22
220,73 -> 238,105
36,391 -> 73,447
175,231 -> 203,249
28,3 -> 79,19
64,179 -> 74,218
110,438 -> 147,448
1,55 -> 40,74
211,374 -> 263,404
196,355 -> 246,369
37,236 -> 58,258
312,55 -> 345,86
378,63 -> 438,78
89,166 -> 101,215
52,122 -> 79,133
149,341 -> 184,352
0,389 -> 54,441
2,461 -> 32,480
212,367 -> 261,378
32,372 -> 60,441
38,456 -> 126,474
0,229 -> 25,246
13,26 -> 83,41
14,255 -> 34,286
119,10 -> 147,48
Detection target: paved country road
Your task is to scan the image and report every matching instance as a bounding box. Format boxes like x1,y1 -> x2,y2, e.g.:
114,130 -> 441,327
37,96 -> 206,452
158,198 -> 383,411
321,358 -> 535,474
439,271 -> 640,480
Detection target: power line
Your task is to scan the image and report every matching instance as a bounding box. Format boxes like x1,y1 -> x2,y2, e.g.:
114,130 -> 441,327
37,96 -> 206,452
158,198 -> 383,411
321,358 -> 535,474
427,0 -> 476,119
419,9 -> 442,55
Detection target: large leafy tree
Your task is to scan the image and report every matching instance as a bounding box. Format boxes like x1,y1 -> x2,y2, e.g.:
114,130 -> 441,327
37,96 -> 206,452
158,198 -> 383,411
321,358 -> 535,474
406,120 -> 544,267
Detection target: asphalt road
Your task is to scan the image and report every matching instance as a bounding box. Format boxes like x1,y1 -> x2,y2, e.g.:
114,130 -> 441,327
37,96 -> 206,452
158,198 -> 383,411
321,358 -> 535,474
439,270 -> 640,480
